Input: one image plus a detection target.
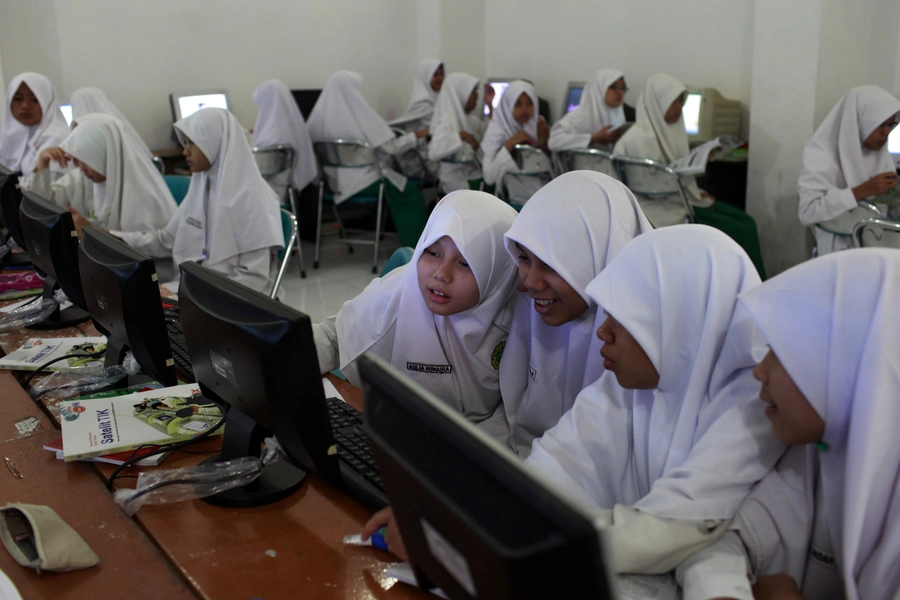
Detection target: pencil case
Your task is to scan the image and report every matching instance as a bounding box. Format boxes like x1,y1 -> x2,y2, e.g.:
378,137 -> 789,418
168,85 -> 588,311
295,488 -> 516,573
0,503 -> 100,573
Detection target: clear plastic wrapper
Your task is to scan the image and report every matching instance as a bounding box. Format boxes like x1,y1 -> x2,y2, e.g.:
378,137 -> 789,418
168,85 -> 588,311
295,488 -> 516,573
28,365 -> 128,401
0,297 -> 56,331
113,456 -> 263,516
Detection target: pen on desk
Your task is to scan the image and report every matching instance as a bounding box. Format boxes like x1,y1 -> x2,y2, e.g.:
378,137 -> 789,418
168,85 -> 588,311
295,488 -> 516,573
4,456 -> 22,479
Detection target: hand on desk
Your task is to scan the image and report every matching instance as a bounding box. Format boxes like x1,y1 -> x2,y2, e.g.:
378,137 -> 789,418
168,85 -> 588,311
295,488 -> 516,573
362,507 -> 407,561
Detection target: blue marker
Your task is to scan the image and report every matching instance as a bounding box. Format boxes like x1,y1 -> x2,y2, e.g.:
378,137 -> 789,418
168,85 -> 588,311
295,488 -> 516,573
370,527 -> 389,551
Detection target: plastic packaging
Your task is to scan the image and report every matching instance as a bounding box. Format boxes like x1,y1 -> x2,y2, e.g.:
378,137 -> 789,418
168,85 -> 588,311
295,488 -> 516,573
28,365 -> 128,402
113,457 -> 263,516
0,297 -> 57,331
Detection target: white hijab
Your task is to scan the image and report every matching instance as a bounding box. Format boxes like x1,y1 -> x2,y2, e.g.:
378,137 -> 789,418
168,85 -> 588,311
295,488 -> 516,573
738,249 -> 900,599
251,79 -> 318,193
60,114 -> 176,232
561,69 -> 626,147
172,108 -> 282,267
614,73 -> 705,204
0,73 -> 70,174
481,80 -> 538,160
69,87 -> 153,159
389,59 -> 442,126
307,71 -> 395,149
527,225 -> 784,520
335,191 -> 519,422
499,171 -> 653,457
799,85 -> 900,206
428,72 -> 479,161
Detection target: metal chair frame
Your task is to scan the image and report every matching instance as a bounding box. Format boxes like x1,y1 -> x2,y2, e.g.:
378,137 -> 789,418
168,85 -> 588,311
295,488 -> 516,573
555,147 -> 615,178
437,145 -> 484,193
816,201 -> 882,237
313,139 -> 387,274
389,127 -> 436,187
253,144 -> 306,278
152,155 -> 166,175
852,217 -> 900,248
613,155 -> 695,223
499,144 -> 553,206
271,208 -> 298,299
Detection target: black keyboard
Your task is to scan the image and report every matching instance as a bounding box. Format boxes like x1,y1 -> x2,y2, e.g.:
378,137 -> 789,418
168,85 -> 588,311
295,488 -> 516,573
327,397 -> 383,491
161,300 -> 195,381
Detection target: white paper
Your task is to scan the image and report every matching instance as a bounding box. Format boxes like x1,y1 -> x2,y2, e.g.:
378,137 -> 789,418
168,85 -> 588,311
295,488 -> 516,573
322,378 -> 346,403
0,567 -> 23,600
384,562 -> 448,599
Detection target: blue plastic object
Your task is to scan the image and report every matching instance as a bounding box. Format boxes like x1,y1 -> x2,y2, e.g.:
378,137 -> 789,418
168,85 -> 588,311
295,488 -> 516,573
379,247 -> 414,277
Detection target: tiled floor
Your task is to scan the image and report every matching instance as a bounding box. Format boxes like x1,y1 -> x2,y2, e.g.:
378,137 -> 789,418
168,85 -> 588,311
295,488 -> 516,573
277,234 -> 403,323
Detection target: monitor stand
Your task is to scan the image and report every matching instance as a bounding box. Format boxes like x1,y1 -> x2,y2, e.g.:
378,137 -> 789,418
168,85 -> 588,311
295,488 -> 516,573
201,407 -> 306,508
27,278 -> 90,330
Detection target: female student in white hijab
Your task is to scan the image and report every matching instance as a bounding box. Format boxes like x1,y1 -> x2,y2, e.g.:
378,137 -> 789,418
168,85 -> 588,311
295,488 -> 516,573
477,171 -> 653,457
428,72 -> 485,194
0,72 -> 69,181
70,86 -> 153,158
314,190 -> 518,421
480,80 -> 551,208
94,108 -> 283,295
251,79 -> 318,205
548,68 -> 630,159
672,249 -> 900,600
307,71 -> 428,247
615,73 -> 767,278
388,59 -> 444,131
525,225 -> 784,575
798,85 -> 900,255
31,114 -> 176,237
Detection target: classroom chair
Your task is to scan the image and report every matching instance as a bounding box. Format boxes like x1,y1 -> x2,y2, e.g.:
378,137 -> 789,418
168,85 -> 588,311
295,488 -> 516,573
554,147 -> 616,179
163,175 -> 191,206
313,139 -> 388,275
379,246 -> 414,277
152,156 -> 166,175
613,155 -> 695,228
852,217 -> 900,249
389,127 -> 436,188
271,208 -> 298,299
815,200 -> 881,246
499,144 -> 553,210
437,147 -> 484,194
253,144 -> 306,278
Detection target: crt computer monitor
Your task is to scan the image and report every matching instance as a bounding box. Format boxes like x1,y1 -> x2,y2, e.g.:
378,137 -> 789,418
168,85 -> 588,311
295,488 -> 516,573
177,261 -> 331,508
78,227 -> 177,387
682,87 -> 742,144
169,90 -> 229,122
18,192 -> 91,330
888,126 -> 900,170
484,79 -> 512,117
562,81 -> 586,117
359,353 -> 614,600
291,89 -> 322,120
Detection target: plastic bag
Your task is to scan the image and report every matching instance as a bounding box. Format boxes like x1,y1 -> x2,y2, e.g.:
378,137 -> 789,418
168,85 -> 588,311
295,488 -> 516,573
0,297 -> 57,331
113,457 -> 263,516
28,365 -> 128,402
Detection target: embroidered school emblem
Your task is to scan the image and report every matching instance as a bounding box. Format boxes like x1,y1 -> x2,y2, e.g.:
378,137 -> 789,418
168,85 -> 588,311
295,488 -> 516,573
491,341 -> 505,371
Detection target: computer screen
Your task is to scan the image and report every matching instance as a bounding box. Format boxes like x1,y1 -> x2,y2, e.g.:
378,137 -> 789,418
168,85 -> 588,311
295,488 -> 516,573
291,89 -> 322,120
19,192 -> 90,329
563,82 -> 586,116
888,126 -> 900,170
682,92 -> 702,135
78,227 -> 177,387
59,104 -> 73,126
177,260 -> 323,508
359,353 -> 614,600
484,79 -> 511,117
169,91 -> 229,122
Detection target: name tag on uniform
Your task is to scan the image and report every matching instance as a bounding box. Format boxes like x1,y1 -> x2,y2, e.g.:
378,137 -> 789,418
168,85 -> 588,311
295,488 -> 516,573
809,545 -> 836,569
407,362 -> 452,375
186,217 -> 203,229
528,365 -> 537,381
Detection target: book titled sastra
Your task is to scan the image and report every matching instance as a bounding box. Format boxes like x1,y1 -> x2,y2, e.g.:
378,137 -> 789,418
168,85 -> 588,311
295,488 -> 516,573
59,383 -> 222,462
0,337 -> 107,372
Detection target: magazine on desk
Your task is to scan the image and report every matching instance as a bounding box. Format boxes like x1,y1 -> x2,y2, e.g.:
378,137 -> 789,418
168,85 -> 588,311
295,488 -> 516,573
0,337 -> 107,372
59,383 -> 222,462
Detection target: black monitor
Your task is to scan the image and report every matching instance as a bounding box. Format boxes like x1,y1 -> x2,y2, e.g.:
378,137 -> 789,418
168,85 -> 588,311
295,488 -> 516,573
0,173 -> 32,267
18,192 -> 90,329
359,353 -> 614,600
177,261 -> 320,508
78,227 -> 177,387
291,89 -> 322,120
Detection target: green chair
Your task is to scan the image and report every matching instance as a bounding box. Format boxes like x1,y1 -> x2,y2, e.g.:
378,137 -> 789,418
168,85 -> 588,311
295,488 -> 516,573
164,175 -> 191,206
379,246 -> 414,277
271,208 -> 298,299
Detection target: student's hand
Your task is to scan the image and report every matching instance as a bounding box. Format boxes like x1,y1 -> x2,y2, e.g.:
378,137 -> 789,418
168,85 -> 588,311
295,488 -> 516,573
700,190 -> 717,206
414,128 -> 430,139
36,147 -> 70,171
537,116 -> 550,145
853,171 -> 900,201
589,125 -> 622,146
68,207 -> 93,239
361,507 -> 408,561
459,131 -> 480,152
504,131 -> 533,153
751,573 -> 803,600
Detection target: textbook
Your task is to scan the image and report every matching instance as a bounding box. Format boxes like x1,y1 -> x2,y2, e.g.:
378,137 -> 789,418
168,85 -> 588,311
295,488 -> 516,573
42,436 -> 169,466
0,337 -> 107,372
59,383 -> 222,462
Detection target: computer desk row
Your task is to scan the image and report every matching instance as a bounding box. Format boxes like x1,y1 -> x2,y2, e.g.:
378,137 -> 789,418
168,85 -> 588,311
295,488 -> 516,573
0,292 -> 427,600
